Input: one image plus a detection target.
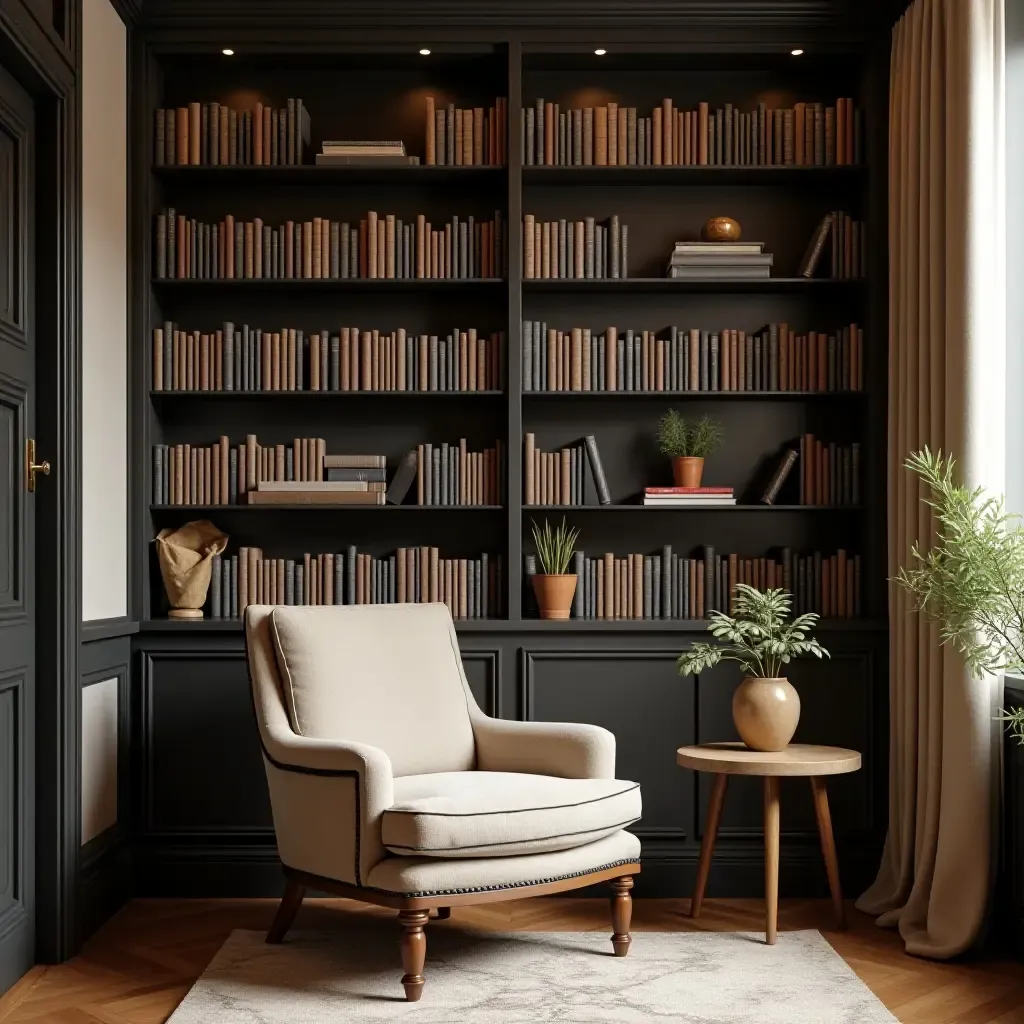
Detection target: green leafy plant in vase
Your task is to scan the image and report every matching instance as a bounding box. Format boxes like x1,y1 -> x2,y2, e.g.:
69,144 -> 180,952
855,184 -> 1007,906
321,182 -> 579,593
656,410 -> 725,488
677,584 -> 829,751
530,517 -> 581,621
896,447 -> 1024,743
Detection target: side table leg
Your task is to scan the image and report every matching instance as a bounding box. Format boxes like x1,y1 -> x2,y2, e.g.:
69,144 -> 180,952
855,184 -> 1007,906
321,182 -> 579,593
763,776 -> 780,945
691,774 -> 728,919
810,777 -> 845,928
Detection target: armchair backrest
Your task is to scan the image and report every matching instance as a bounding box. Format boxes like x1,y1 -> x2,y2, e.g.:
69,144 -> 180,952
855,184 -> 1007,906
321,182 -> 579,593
245,602 -> 479,776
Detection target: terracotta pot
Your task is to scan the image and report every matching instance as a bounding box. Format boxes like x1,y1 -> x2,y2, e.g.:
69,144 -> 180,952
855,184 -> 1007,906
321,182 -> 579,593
732,676 -> 801,752
532,574 -> 578,620
672,456 -> 704,488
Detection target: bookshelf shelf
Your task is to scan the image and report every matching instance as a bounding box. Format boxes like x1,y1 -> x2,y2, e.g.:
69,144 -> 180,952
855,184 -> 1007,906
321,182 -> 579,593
151,277 -> 505,290
153,164 -> 506,184
523,165 -> 867,185
149,504 -> 505,512
138,617 -> 887,634
150,390 -> 505,400
521,504 -> 865,512
521,390 -> 865,400
522,277 -> 865,294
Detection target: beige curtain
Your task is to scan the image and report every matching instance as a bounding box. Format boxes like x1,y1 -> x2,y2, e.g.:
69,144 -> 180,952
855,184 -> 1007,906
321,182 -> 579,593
856,0 -> 1005,958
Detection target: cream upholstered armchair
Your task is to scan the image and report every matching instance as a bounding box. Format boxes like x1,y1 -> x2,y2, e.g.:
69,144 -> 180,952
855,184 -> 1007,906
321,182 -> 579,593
245,601 -> 641,1001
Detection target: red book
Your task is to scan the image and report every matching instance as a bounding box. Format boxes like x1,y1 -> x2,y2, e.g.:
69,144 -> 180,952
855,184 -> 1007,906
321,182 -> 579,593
644,486 -> 734,494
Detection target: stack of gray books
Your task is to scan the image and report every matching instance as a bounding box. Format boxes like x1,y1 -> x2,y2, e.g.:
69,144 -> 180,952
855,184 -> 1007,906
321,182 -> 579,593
667,241 -> 773,279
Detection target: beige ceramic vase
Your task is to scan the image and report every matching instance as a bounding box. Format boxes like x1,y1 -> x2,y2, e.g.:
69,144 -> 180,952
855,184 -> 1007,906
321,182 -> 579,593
731,676 -> 800,752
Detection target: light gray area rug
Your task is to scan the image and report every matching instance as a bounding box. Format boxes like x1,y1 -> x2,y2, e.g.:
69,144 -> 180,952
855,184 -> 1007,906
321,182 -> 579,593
167,925 -> 898,1023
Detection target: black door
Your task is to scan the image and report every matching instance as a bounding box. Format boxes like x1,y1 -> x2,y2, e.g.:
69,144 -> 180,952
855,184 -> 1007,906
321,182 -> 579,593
0,61 -> 36,995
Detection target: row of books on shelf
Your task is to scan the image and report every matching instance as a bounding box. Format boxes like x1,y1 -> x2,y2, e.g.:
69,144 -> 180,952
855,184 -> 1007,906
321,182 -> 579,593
151,323 -> 504,393
153,99 -> 310,167
206,547 -> 504,620
522,97 -> 863,168
524,546 -> 862,620
522,215 -> 626,280
423,97 -> 508,166
522,322 -> 864,393
415,441 -> 503,506
798,435 -> 862,506
154,209 -> 505,280
150,440 -> 503,507
153,442 -> 375,506
798,211 -> 867,280
524,433 -> 609,506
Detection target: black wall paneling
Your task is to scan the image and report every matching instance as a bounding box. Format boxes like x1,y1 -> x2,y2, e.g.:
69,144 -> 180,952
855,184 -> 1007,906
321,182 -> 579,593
78,640 -> 132,946
133,27 -> 888,898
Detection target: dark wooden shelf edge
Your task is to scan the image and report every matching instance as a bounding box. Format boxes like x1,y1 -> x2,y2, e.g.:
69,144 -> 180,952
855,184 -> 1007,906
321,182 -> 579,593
522,504 -> 863,511
138,617 -> 886,634
149,504 -> 504,512
522,277 -> 865,291
523,390 -> 865,399
151,390 -> 505,398
151,277 -> 504,287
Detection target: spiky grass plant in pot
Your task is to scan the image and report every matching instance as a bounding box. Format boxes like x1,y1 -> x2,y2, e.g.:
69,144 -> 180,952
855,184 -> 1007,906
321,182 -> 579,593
677,584 -> 829,751
530,517 -> 580,620
656,411 -> 725,488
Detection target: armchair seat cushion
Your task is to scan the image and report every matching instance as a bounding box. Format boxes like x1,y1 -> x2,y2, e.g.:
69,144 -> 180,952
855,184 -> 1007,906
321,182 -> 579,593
381,771 -> 641,858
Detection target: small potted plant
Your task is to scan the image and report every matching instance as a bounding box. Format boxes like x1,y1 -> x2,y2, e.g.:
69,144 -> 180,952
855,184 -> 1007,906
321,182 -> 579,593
677,584 -> 829,751
530,517 -> 580,620
656,410 -> 725,488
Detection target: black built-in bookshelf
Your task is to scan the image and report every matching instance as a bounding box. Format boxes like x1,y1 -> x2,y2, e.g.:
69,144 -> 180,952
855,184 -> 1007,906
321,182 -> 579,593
136,42 -> 888,899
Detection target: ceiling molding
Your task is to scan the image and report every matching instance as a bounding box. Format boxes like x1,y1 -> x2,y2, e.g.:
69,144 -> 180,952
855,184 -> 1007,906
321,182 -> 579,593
139,0 -> 888,32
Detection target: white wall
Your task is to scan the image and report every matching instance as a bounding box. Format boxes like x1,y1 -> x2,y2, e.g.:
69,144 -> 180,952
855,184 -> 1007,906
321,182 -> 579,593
81,678 -> 119,844
81,0 -> 128,622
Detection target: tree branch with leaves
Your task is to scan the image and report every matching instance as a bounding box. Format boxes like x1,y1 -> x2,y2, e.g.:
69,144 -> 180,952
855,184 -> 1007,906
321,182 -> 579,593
896,447 -> 1024,743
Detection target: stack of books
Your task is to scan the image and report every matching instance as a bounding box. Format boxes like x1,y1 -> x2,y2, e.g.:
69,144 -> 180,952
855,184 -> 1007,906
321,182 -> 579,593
667,241 -> 773,279
248,455 -> 387,505
643,486 -> 736,507
315,140 -> 420,166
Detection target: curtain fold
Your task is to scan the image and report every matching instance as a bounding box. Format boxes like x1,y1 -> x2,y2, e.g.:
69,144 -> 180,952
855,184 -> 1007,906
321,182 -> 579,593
856,0 -> 1005,958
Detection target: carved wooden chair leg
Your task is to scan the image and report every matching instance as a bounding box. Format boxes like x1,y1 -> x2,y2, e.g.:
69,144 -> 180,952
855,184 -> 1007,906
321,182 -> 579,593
610,876 -> 634,956
399,910 -> 430,1001
435,906 -> 451,920
266,878 -> 305,944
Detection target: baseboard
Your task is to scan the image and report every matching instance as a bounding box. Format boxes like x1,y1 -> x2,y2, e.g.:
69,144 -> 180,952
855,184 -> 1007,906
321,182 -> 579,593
135,840 -> 882,900
78,828 -> 133,942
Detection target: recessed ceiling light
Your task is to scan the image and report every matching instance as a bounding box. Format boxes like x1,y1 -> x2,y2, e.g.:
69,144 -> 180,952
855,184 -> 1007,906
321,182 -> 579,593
790,48 -> 804,56
419,48 -> 431,55
594,48 -> 607,55
222,48 -> 234,55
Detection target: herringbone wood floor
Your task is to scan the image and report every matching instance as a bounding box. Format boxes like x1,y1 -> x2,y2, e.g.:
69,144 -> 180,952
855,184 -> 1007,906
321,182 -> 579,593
0,898 -> 1021,1023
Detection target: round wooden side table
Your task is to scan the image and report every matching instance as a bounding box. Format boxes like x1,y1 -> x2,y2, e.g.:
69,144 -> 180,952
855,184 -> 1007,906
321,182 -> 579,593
676,742 -> 862,945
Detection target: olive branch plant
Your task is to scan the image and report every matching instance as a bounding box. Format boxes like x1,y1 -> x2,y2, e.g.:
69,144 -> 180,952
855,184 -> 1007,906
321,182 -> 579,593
676,583 -> 829,679
896,447 -> 1024,743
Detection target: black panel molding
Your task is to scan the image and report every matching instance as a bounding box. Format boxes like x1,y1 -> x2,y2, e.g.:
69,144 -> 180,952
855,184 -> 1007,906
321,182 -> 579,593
81,617 -> 140,644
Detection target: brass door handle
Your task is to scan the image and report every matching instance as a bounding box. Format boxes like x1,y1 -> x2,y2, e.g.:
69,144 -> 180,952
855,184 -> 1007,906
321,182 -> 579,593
26,438 -> 50,492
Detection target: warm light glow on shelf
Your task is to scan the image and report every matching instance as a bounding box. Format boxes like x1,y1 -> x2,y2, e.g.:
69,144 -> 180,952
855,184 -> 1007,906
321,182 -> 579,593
222,48 -> 234,55
419,48 -> 431,55
791,48 -> 804,56
594,48 -> 607,55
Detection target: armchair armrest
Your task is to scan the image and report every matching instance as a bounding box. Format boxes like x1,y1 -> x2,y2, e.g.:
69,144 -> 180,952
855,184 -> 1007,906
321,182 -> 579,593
246,608 -> 394,886
472,716 -> 616,779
